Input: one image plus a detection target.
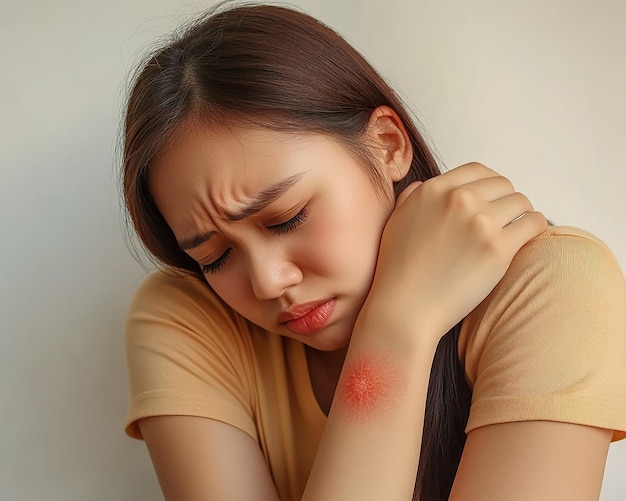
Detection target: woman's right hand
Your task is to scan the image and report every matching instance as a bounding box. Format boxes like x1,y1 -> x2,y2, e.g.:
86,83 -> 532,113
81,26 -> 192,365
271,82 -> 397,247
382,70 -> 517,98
368,162 -> 547,341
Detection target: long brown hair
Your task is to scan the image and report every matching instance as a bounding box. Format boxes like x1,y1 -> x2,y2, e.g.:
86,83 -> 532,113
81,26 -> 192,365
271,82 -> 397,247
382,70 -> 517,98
122,3 -> 471,499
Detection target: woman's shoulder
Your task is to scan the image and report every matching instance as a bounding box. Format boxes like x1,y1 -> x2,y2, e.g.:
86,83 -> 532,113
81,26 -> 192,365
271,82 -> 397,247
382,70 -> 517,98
460,225 -> 626,439
124,269 -> 261,441
462,225 -> 625,346
126,268 -> 254,350
460,224 -> 626,377
129,268 -> 234,319
131,268 -> 218,306
518,224 -> 616,261
505,224 -> 624,305
497,224 -> 622,297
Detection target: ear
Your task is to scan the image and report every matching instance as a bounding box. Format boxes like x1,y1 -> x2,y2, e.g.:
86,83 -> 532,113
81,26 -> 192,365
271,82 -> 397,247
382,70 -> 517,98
364,105 -> 413,182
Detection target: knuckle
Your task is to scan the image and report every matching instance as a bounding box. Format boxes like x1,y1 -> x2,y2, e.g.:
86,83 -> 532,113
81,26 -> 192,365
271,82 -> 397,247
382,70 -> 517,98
530,211 -> 549,232
467,213 -> 507,260
461,161 -> 497,177
499,176 -> 515,193
514,192 -> 533,211
447,187 -> 475,210
459,161 -> 485,170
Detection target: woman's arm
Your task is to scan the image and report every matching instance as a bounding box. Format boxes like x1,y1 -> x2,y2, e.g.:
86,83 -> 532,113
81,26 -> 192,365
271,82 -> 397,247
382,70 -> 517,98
139,163 -> 547,500
139,416 -> 281,501
138,408 -> 613,501
451,421 -> 612,500
302,163 -> 547,500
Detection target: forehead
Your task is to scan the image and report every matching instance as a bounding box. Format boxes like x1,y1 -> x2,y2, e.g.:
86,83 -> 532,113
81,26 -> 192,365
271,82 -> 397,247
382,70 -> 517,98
148,122 -> 351,233
156,123 -> 309,183
152,124 -> 316,197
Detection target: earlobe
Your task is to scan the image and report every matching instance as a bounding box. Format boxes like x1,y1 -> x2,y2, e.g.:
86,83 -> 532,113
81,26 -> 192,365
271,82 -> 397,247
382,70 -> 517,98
366,106 -> 413,182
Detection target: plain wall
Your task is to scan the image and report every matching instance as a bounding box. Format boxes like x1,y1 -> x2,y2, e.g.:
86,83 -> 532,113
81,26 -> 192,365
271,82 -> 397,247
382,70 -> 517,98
1,0 -> 624,499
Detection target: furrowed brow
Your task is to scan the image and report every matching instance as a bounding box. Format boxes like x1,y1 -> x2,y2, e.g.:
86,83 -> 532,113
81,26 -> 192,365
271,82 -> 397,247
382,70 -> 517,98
176,172 -> 306,251
224,172 -> 305,221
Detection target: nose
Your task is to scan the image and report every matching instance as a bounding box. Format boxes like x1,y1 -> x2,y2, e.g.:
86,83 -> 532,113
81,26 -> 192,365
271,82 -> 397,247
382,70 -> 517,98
247,247 -> 303,301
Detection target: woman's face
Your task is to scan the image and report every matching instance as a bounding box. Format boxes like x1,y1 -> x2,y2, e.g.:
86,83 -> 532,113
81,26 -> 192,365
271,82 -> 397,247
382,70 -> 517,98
150,123 -> 400,351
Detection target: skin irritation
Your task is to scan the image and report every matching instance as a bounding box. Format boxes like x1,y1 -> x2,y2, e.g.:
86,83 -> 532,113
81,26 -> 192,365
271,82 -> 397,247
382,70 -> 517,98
335,353 -> 399,422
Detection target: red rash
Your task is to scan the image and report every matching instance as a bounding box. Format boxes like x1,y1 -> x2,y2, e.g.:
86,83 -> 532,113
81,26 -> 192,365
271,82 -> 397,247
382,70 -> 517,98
335,353 -> 398,422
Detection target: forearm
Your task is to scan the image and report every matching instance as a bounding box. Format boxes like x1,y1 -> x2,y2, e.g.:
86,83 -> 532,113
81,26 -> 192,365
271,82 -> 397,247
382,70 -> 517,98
302,299 -> 440,501
301,164 -> 547,499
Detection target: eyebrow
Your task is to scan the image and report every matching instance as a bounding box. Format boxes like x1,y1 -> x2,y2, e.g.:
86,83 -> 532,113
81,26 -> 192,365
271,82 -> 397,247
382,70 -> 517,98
224,171 -> 306,220
178,230 -> 216,251
177,171 -> 306,251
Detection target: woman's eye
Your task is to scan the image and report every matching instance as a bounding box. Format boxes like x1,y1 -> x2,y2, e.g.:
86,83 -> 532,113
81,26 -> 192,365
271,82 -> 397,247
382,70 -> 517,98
200,248 -> 232,275
200,208 -> 308,274
268,207 -> 309,235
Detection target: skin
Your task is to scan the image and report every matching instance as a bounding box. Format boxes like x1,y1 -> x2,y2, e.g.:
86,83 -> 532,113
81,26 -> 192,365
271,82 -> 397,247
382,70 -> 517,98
334,353 -> 399,423
150,119 -> 398,353
140,107 -> 611,500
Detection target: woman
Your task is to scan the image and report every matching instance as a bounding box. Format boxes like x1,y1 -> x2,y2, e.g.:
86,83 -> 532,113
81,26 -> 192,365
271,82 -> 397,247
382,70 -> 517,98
121,4 -> 626,500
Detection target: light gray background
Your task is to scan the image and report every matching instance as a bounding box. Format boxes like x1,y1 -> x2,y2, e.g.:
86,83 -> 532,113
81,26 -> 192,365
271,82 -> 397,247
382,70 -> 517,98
1,0 -> 624,499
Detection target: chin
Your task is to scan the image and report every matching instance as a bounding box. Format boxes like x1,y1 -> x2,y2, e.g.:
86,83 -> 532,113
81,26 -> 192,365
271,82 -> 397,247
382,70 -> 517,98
303,326 -> 352,352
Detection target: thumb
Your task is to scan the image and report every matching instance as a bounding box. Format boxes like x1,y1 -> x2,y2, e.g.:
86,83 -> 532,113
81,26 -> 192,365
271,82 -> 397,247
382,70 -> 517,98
395,181 -> 422,209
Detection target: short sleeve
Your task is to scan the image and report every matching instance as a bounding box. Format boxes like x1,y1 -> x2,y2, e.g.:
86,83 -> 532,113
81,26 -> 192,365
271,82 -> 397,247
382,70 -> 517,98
124,270 -> 258,441
460,227 -> 626,441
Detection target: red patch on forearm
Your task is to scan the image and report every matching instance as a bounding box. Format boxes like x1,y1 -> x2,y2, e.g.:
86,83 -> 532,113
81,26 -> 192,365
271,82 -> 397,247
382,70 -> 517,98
335,353 -> 398,422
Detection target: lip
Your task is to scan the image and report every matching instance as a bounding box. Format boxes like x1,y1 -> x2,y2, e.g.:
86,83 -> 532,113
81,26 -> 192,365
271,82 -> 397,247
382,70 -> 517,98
279,299 -> 336,335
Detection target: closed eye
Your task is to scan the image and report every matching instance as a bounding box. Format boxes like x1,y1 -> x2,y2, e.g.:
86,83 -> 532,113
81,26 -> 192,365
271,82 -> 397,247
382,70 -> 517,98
200,248 -> 231,275
200,207 -> 309,275
267,207 -> 309,235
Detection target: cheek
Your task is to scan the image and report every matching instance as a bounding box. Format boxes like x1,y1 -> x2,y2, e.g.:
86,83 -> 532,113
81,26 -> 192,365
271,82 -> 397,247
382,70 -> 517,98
293,215 -> 378,280
303,195 -> 389,275
206,268 -> 254,313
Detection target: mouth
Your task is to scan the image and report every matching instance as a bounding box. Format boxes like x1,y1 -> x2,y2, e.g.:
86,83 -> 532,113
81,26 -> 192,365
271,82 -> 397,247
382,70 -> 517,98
279,299 -> 337,335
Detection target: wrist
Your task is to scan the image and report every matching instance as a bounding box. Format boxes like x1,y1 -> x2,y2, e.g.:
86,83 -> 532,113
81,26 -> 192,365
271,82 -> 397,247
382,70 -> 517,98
355,290 -> 442,358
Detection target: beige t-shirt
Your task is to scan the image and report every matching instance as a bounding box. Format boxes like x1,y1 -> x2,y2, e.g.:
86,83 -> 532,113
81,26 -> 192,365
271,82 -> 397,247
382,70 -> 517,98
125,226 -> 626,500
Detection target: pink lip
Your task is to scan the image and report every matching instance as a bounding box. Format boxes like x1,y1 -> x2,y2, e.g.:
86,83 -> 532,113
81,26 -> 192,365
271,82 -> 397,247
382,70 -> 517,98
279,299 -> 336,335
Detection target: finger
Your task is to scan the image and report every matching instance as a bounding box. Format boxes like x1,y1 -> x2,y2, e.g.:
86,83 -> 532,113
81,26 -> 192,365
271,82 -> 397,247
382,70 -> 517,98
457,175 -> 517,202
488,192 -> 536,228
501,210 -> 548,253
439,162 -> 501,186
